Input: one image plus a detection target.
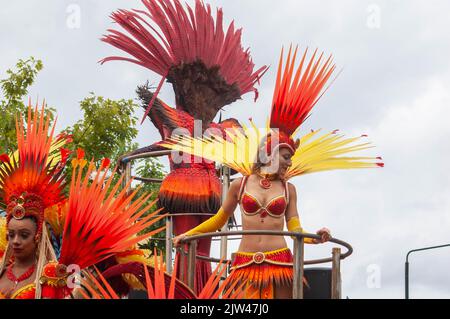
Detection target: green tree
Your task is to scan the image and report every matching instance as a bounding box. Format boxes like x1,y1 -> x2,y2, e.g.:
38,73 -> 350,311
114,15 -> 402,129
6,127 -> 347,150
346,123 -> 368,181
63,93 -> 140,165
0,57 -> 55,153
134,158 -> 167,253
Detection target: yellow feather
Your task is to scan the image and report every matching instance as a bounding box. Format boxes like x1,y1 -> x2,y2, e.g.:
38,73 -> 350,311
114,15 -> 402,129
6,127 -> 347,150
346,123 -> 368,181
8,136 -> 65,168
162,122 -> 272,176
0,217 -> 7,259
161,122 -> 382,180
286,130 -> 381,179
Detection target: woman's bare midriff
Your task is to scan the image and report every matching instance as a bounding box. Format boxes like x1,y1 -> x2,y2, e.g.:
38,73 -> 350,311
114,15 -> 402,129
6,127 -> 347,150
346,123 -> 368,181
238,211 -> 288,253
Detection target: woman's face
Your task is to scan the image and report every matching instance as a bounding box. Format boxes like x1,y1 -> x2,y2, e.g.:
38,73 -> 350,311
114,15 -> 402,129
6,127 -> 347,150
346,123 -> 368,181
7,218 -> 37,260
271,147 -> 293,177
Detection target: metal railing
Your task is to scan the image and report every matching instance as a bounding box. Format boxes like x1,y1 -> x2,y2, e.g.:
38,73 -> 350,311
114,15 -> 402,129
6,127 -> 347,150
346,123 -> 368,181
119,149 -> 229,274
119,150 -> 353,299
120,150 -> 172,271
177,231 -> 352,299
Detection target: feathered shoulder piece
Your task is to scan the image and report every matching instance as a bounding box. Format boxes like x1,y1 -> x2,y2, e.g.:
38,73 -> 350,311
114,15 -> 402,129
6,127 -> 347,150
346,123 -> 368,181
161,120 -> 266,176
101,0 -> 268,124
58,157 -> 166,270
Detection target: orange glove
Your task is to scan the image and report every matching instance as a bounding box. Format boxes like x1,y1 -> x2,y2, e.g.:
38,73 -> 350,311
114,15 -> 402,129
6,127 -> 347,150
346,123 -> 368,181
287,216 -> 315,244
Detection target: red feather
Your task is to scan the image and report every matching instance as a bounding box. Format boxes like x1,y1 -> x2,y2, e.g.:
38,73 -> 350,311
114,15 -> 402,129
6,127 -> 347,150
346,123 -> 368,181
0,154 -> 10,163
0,102 -> 66,210
59,162 -> 167,269
270,45 -> 336,136
101,0 -> 268,122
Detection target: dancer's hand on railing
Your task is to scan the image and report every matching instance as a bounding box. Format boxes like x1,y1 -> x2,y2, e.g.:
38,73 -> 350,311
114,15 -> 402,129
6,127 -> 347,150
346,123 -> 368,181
173,233 -> 188,247
117,155 -> 126,174
117,152 -> 133,174
312,227 -> 331,244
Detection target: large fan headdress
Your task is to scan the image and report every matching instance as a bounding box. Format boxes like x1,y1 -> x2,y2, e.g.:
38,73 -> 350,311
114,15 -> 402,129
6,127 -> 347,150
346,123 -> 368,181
101,0 -> 268,123
161,46 -> 384,178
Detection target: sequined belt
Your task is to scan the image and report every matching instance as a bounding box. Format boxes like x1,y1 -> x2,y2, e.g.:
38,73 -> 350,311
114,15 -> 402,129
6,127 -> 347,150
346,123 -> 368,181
231,248 -> 293,270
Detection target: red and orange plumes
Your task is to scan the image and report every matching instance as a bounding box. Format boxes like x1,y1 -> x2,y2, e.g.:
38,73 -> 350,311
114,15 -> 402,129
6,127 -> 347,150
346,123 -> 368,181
79,254 -> 250,299
101,0 -> 267,122
0,105 -> 66,208
59,159 -> 166,270
0,103 -> 66,240
269,46 -> 336,153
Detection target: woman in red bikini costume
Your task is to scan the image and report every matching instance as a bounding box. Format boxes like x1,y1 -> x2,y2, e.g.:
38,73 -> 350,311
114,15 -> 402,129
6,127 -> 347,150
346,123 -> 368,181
170,46 -> 384,299
174,142 -> 331,299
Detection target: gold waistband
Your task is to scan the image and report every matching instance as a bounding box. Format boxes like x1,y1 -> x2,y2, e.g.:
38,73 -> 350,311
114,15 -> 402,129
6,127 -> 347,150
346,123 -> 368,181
231,248 -> 293,269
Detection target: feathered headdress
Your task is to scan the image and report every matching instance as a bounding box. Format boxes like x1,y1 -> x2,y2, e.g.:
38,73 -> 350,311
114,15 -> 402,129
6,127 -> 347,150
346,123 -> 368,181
58,157 -> 167,270
265,45 -> 335,155
161,46 -> 384,178
0,103 -> 67,242
101,0 -> 268,123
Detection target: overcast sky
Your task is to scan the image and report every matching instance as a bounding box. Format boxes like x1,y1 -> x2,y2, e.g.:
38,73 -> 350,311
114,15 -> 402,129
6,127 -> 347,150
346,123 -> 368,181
1,0 -> 450,299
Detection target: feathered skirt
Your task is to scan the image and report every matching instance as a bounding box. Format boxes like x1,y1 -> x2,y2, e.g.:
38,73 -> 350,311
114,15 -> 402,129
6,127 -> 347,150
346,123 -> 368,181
229,248 -> 294,299
158,167 -> 221,215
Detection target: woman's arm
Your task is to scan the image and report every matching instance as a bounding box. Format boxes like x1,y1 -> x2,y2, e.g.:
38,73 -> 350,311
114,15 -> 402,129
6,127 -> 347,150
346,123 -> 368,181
285,183 -> 331,244
173,177 -> 242,246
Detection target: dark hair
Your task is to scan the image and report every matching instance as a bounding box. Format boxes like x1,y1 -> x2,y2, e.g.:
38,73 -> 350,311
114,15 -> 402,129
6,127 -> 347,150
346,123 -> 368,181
251,143 -> 293,176
251,136 -> 271,174
23,216 -> 38,226
8,215 -> 38,230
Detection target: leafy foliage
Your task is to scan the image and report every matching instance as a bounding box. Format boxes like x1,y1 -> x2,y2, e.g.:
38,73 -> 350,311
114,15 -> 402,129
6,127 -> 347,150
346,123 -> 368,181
0,57 -> 55,153
134,158 -> 167,253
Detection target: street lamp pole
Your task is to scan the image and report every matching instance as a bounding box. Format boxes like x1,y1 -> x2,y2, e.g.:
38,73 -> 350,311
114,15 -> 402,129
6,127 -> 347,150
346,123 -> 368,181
405,243 -> 450,299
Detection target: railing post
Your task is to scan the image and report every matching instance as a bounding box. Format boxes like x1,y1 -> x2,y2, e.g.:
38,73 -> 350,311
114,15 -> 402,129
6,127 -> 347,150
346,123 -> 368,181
405,260 -> 409,299
179,247 -> 186,283
220,166 -> 230,261
292,235 -> 305,299
219,166 -> 231,292
122,161 -> 132,196
165,216 -> 173,274
187,239 -> 197,291
331,247 -> 342,299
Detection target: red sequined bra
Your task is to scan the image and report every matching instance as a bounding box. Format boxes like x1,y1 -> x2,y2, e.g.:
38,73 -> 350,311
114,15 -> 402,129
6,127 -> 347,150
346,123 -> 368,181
238,176 -> 289,219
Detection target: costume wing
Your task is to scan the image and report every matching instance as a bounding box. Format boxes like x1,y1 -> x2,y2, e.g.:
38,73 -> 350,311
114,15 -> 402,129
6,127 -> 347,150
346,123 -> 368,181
285,130 -> 384,179
59,160 -> 167,270
161,120 -> 270,176
136,84 -> 193,138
